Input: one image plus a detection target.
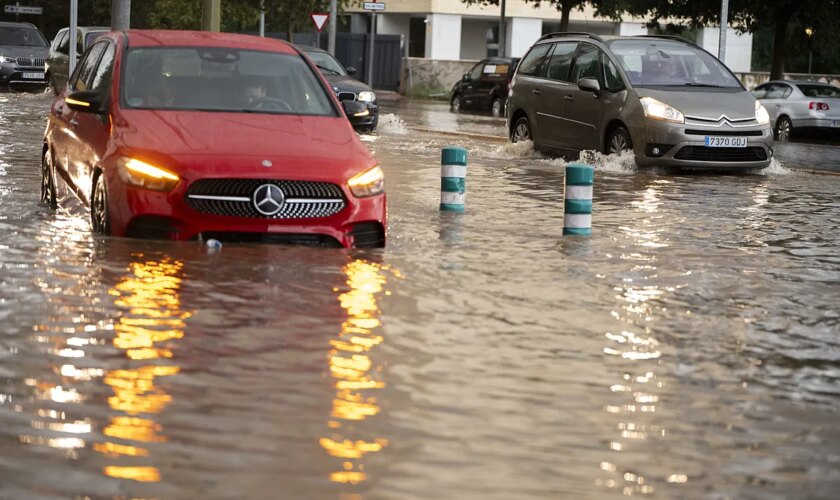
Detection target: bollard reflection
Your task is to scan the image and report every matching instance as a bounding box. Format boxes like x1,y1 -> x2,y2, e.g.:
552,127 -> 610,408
320,259 -> 389,486
94,258 -> 189,483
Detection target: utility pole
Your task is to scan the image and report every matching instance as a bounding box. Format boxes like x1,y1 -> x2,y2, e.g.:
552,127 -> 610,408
805,27 -> 815,76
201,0 -> 221,32
259,0 -> 265,37
718,0 -> 729,63
69,0 -> 78,76
328,0 -> 338,54
498,0 -> 506,58
111,0 -> 130,31
367,11 -> 376,86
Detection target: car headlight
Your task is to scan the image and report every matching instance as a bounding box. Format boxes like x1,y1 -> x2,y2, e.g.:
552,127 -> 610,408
357,91 -> 376,103
347,165 -> 384,198
1,56 -> 16,64
117,157 -> 179,191
640,97 -> 684,124
755,100 -> 770,125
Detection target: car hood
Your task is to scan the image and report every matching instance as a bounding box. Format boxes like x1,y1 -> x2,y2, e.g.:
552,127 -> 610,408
323,74 -> 371,94
114,110 -> 376,182
635,88 -> 756,121
0,45 -> 48,58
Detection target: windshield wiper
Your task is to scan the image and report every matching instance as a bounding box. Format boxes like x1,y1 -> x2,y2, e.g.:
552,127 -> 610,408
316,64 -> 342,75
682,83 -> 725,88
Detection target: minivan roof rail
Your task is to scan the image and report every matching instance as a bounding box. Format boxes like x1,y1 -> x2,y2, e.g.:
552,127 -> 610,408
634,34 -> 696,45
536,32 -> 605,43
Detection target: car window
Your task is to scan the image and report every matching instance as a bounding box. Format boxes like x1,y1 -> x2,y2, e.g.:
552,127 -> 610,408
545,42 -> 577,82
482,62 -> 510,81
122,47 -> 337,117
0,26 -> 48,47
85,32 -> 106,50
303,50 -> 346,76
751,83 -> 770,99
797,84 -> 840,98
602,53 -> 625,92
89,43 -> 115,94
52,31 -> 67,51
517,43 -> 551,77
569,43 -> 600,85
469,62 -> 484,80
610,39 -> 741,88
57,31 -> 70,54
72,42 -> 107,92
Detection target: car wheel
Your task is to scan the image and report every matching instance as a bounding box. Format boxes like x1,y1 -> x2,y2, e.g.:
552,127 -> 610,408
40,150 -> 57,210
511,116 -> 532,143
91,172 -> 110,235
450,94 -> 461,113
491,97 -> 503,118
606,126 -> 633,155
775,116 -> 792,142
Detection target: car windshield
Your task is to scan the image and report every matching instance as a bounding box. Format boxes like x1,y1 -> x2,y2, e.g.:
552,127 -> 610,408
0,27 -> 47,47
797,84 -> 840,98
303,50 -> 346,76
610,39 -> 741,88
122,47 -> 337,116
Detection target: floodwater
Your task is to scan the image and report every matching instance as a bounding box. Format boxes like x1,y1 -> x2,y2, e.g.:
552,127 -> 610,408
1,92 -> 840,499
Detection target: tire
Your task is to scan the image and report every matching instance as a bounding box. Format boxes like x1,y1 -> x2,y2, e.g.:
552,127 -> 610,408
40,150 -> 57,210
91,172 -> 110,235
606,126 -> 633,155
775,116 -> 792,142
491,97 -> 504,118
511,116 -> 532,143
450,93 -> 461,113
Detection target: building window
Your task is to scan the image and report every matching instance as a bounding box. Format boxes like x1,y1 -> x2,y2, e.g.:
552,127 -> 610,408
409,17 -> 426,57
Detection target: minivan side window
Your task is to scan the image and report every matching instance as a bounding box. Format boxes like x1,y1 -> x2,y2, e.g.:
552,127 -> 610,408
71,42 -> 107,92
517,44 -> 551,77
90,43 -> 116,94
569,44 -> 601,85
602,54 -> 625,93
545,42 -> 577,82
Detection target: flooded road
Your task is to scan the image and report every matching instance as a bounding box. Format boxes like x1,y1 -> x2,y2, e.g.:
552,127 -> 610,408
2,92 -> 840,499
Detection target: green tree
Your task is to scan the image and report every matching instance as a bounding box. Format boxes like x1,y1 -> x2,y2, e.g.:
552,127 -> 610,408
461,0 -> 623,32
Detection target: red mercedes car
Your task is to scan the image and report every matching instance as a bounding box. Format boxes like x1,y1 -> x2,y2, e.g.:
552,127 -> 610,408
41,30 -> 386,248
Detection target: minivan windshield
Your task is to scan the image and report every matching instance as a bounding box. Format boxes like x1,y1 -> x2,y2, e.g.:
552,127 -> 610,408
610,39 -> 741,88
0,27 -> 47,47
122,47 -> 337,116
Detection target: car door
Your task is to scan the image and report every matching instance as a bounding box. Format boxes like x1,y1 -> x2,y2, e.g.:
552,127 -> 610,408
535,42 -> 578,149
559,43 -> 603,151
461,61 -> 485,109
62,41 -> 108,204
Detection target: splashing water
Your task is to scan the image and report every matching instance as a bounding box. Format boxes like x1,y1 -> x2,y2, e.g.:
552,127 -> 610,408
377,113 -> 409,135
754,158 -> 792,176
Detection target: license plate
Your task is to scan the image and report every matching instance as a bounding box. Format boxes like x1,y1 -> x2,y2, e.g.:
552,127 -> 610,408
704,136 -> 747,148
22,72 -> 44,79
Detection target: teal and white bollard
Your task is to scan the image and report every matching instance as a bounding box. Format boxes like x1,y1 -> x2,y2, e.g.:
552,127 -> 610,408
440,146 -> 468,212
563,163 -> 594,236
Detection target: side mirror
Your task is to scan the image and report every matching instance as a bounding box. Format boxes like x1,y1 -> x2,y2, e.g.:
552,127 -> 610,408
578,77 -> 600,93
346,66 -> 357,76
342,100 -> 369,118
65,90 -> 103,113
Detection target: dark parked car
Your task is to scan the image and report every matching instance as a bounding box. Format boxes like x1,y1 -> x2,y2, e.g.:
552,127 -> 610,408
298,45 -> 378,132
450,57 -> 519,117
46,26 -> 108,94
0,21 -> 49,90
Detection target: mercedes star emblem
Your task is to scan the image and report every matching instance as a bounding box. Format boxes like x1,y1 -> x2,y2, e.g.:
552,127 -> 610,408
252,183 -> 285,216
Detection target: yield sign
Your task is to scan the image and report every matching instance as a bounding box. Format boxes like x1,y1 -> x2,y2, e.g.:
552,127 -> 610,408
311,13 -> 329,32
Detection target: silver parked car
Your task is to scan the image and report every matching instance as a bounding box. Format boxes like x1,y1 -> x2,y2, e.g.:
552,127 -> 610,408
751,80 -> 840,141
46,26 -> 108,94
507,33 -> 774,169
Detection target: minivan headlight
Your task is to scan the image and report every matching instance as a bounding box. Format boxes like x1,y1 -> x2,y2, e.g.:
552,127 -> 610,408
117,157 -> 180,191
348,165 -> 384,198
640,97 -> 685,124
755,100 -> 770,125
357,91 -> 376,102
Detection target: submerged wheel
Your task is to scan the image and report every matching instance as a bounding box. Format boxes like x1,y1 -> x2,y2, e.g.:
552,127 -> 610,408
450,93 -> 461,113
91,172 -> 110,235
606,126 -> 633,155
511,116 -> 531,143
40,150 -> 57,209
491,97 -> 504,118
775,116 -> 792,142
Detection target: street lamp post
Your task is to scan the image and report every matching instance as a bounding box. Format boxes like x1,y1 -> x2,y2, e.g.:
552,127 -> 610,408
805,27 -> 815,77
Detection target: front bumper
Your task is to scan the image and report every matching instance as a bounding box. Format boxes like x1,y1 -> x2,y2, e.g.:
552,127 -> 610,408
105,171 -> 387,248
631,119 -> 773,169
348,101 -> 379,129
0,64 -> 47,88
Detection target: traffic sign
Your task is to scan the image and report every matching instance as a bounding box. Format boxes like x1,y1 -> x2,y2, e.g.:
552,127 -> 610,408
363,2 -> 385,11
4,4 -> 43,14
310,13 -> 329,33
